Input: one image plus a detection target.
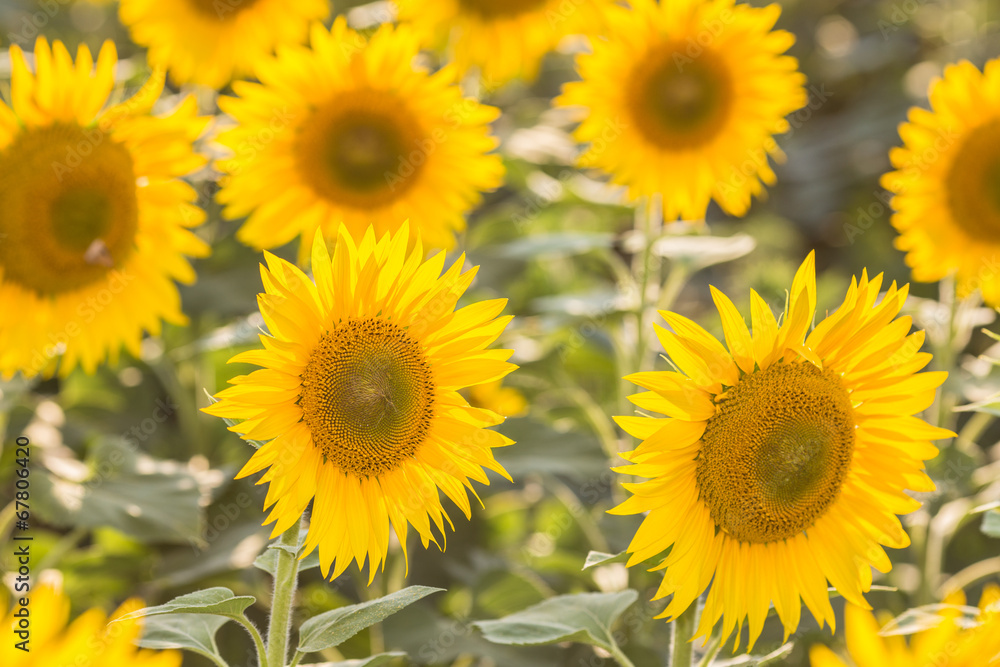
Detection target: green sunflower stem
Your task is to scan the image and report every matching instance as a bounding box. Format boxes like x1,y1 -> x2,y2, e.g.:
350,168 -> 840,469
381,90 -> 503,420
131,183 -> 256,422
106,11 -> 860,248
633,195 -> 663,375
266,518 -> 303,667
608,641 -> 637,667
670,605 -> 698,667
696,627 -> 723,667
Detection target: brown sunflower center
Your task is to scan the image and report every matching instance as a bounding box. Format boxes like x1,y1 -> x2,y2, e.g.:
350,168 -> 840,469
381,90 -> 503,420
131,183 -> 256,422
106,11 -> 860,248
187,0 -> 262,20
295,91 -> 426,210
945,119 -> 1000,244
696,362 -> 855,543
627,44 -> 733,149
299,318 -> 435,477
0,123 -> 139,296
457,0 -> 549,18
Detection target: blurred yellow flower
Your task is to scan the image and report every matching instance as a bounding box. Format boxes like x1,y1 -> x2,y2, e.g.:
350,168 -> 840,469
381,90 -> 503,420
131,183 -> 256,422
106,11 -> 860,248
810,586 -> 1000,667
394,0 -> 613,86
614,253 -> 952,649
882,58 -> 1000,306
215,18 -> 504,256
118,0 -> 328,89
204,223 -> 516,580
470,379 -> 528,417
0,579 -> 180,667
556,0 -> 806,221
0,38 -> 208,379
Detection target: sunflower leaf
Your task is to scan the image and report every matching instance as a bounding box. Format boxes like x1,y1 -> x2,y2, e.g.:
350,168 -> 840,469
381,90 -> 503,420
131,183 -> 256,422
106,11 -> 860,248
254,542 -> 322,577
825,584 -> 897,599
472,590 -> 638,651
954,394 -> 1000,417
298,652 -> 406,667
135,613 -> 229,659
581,550 -> 628,570
203,391 -> 265,449
879,603 -> 982,636
651,232 -> 757,270
31,438 -> 208,544
297,586 -> 444,653
982,508 -> 1000,538
115,587 -> 256,622
483,232 -> 615,259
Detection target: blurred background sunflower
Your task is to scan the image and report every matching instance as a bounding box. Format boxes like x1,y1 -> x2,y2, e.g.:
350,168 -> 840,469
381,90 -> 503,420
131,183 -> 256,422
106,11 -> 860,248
556,0 -> 807,221
215,18 -> 504,256
883,58 -> 1000,306
118,0 -> 329,88
394,0 -> 613,86
0,38 -> 208,378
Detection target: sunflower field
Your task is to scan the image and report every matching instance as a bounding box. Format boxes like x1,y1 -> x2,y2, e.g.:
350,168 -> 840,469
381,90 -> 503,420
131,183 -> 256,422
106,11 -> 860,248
2,0 -> 1000,665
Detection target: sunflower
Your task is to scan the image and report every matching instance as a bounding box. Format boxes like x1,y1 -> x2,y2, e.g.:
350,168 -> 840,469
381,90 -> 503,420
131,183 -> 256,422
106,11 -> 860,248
882,58 -> 1000,307
810,586 -> 1000,667
203,223 -> 516,580
0,578 -> 180,667
469,379 -> 528,417
614,253 -> 953,649
394,0 -> 612,86
0,38 -> 208,379
215,18 -> 504,256
118,0 -> 328,89
556,0 -> 806,221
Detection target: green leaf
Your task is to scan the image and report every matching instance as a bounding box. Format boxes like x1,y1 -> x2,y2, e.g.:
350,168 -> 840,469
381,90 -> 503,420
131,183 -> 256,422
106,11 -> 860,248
582,551 -> 627,570
879,603 -> 982,636
651,232 -> 756,270
204,391 -> 265,449
531,288 -> 623,316
701,641 -> 792,666
982,508 -> 1000,538
474,571 -> 549,619
473,590 -> 639,651
32,439 -> 207,544
135,613 -> 228,658
302,653 -> 406,667
496,418 -> 609,481
954,395 -> 1000,417
116,587 -> 256,622
826,585 -> 896,599
483,232 -> 615,260
298,586 -> 444,653
253,542 -> 322,577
